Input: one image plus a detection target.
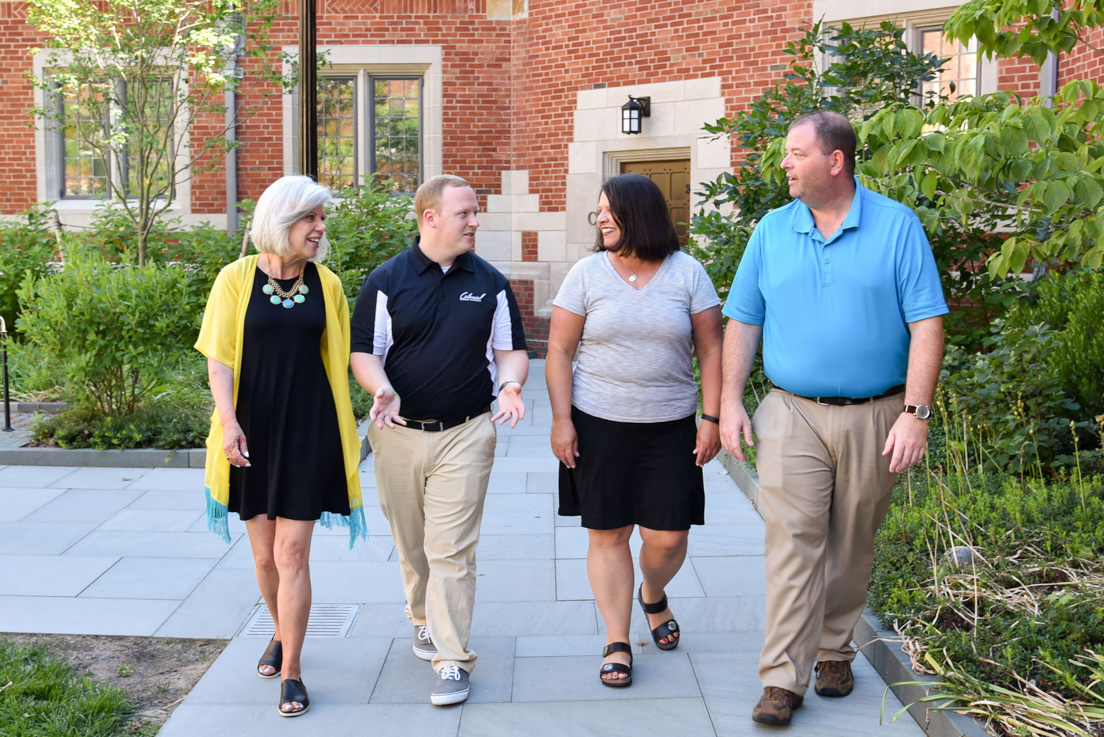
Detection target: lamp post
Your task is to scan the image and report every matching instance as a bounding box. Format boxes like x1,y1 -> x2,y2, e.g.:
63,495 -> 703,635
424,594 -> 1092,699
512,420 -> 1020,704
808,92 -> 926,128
1,317 -> 11,433
621,95 -> 651,135
298,0 -> 318,180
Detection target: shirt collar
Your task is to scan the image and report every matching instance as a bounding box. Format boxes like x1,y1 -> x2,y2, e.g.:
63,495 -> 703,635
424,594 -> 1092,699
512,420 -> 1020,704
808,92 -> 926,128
411,236 -> 475,274
789,176 -> 863,241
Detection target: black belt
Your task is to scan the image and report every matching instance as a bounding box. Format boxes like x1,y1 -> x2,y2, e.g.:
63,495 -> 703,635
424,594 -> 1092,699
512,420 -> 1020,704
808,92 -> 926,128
403,407 -> 490,432
777,384 -> 905,406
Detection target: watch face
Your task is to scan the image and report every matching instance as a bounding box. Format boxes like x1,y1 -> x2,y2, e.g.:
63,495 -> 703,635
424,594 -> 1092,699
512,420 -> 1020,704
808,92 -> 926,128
915,405 -> 933,420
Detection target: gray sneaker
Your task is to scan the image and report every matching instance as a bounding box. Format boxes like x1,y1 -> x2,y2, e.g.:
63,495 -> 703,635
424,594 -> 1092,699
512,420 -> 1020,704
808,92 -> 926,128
430,665 -> 470,705
413,625 -> 436,661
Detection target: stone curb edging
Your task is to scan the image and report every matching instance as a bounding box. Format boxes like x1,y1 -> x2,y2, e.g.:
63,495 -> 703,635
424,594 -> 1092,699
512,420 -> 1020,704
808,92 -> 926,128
720,453 -> 991,737
0,421 -> 373,468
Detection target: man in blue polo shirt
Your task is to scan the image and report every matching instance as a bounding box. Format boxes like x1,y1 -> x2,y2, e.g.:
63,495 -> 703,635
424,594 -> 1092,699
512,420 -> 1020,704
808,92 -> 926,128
719,111 -> 947,726
350,174 -> 529,706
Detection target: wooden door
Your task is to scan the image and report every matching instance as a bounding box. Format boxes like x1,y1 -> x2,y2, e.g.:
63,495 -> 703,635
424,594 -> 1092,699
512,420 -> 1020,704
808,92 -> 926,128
621,159 -> 691,247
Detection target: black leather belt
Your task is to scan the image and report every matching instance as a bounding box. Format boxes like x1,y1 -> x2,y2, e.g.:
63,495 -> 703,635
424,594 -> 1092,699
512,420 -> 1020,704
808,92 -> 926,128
777,384 -> 905,406
403,407 -> 490,432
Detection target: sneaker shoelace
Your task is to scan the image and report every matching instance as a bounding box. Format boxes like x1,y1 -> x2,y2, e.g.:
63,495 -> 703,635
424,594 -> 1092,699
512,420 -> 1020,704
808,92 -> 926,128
439,665 -> 461,682
417,625 -> 431,644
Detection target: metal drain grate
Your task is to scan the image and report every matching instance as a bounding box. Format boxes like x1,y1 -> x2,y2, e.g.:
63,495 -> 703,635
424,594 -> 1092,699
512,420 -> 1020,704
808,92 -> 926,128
239,603 -> 360,638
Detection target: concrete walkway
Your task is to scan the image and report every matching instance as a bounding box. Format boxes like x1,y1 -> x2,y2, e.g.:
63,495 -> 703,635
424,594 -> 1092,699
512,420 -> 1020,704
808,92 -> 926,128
0,361 -> 922,736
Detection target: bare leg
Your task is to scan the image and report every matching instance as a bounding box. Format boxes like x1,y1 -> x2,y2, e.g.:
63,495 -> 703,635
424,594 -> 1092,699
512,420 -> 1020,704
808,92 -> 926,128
587,525 -> 635,681
273,518 -> 316,712
245,517 -> 280,676
638,527 -> 689,646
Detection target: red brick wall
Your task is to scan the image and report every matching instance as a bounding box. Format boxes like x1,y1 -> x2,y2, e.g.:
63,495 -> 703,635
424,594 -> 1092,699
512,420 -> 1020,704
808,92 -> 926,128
508,0 -> 811,212
1059,26 -> 1104,86
509,277 -> 549,356
997,55 -> 1041,98
521,230 -> 537,261
0,3 -> 44,214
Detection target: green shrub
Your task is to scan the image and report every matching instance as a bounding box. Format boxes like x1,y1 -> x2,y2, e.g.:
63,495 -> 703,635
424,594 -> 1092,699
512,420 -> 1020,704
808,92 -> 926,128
324,176 -> 417,301
158,219 -> 242,292
0,210 -> 58,338
16,249 -> 206,416
938,322 -> 1095,475
871,471 -> 1104,707
1005,270 -> 1104,421
32,385 -> 210,449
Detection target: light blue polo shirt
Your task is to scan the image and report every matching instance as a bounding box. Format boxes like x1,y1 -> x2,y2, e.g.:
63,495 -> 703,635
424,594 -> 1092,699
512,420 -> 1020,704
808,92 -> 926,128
723,179 -> 948,398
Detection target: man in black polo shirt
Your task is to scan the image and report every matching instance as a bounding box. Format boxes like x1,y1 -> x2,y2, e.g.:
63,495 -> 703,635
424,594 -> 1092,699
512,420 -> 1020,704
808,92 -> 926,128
350,174 -> 529,706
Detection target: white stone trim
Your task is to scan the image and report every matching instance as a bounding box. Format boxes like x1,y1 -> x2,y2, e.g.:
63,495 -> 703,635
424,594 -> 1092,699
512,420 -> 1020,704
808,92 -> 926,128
31,50 -> 195,226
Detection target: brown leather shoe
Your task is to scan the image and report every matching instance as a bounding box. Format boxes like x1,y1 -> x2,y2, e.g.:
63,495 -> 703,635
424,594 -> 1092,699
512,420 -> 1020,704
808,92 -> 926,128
814,659 -> 855,697
752,686 -> 803,725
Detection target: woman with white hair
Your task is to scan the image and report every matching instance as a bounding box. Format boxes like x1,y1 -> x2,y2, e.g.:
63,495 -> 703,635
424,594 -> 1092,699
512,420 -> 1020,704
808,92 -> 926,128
196,175 -> 366,717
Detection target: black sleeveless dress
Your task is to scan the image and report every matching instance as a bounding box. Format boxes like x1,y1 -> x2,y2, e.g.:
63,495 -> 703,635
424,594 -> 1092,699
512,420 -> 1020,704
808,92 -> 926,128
228,262 -> 350,521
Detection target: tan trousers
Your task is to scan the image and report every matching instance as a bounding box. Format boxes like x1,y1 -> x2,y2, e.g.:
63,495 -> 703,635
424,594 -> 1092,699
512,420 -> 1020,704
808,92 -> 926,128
367,414 -> 497,673
752,389 -> 900,696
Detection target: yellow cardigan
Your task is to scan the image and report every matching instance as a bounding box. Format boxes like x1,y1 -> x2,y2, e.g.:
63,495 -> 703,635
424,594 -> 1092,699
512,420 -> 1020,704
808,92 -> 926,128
194,254 -> 366,547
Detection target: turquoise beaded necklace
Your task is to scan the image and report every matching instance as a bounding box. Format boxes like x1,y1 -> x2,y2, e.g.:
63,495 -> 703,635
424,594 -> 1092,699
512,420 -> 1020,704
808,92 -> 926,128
260,255 -> 310,309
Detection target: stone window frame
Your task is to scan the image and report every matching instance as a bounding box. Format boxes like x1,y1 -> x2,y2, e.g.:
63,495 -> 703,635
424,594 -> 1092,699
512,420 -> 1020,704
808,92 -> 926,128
32,50 -> 193,219
282,45 -> 442,189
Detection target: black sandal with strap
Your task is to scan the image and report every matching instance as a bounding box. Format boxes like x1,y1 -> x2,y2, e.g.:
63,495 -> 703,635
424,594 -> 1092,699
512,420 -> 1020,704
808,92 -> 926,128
599,641 -> 633,688
279,678 -> 310,717
257,638 -> 282,679
638,583 -> 680,651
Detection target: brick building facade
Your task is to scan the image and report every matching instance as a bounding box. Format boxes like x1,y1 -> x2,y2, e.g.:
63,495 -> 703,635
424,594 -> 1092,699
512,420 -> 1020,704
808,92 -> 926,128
0,0 -> 1094,354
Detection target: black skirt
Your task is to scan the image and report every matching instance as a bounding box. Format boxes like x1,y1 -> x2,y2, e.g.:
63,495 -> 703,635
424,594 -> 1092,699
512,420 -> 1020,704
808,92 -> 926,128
558,406 -> 705,531
228,262 -> 350,522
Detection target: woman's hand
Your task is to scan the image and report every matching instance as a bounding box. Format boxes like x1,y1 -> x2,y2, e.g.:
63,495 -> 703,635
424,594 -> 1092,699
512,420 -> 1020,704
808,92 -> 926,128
693,418 -> 721,467
222,420 -> 251,468
551,417 -> 579,469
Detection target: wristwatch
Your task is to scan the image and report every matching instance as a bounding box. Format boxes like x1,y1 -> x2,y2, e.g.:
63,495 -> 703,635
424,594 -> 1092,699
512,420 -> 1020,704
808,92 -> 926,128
903,404 -> 933,420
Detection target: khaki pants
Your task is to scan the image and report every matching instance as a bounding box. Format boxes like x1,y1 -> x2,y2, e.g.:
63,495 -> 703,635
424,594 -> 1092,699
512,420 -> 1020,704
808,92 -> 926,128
368,414 -> 497,673
752,389 -> 900,695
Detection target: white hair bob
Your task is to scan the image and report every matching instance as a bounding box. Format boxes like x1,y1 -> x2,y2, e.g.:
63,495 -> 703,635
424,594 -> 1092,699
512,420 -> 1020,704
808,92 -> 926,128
249,175 -> 333,262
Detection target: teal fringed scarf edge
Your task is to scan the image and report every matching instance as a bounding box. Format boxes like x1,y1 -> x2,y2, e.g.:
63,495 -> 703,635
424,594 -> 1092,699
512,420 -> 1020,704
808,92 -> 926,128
205,486 -> 231,544
320,505 -> 368,550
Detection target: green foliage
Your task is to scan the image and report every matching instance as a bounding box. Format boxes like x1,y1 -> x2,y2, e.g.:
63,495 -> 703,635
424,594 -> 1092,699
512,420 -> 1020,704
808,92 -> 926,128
1004,270 -> 1104,420
31,384 -> 210,450
323,176 -> 418,300
938,322 -> 1096,474
0,637 -> 135,737
870,470 -> 1104,710
944,0 -> 1104,66
691,20 -> 946,301
16,249 -> 206,417
857,1 -> 1104,280
0,211 -> 58,338
26,0 -> 291,266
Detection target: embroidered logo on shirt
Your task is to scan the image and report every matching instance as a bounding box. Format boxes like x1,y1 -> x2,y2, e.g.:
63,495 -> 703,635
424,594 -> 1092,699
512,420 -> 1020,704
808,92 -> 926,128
459,291 -> 486,302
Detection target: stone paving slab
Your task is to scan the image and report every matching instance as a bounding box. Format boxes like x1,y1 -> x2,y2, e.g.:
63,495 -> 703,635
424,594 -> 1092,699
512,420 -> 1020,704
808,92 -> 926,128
0,359 -> 927,736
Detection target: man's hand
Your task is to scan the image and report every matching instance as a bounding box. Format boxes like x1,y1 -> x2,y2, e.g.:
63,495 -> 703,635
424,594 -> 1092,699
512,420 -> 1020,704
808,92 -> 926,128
492,382 -> 526,428
720,403 -> 755,461
369,385 -> 406,429
882,412 -> 929,473
693,419 -> 721,467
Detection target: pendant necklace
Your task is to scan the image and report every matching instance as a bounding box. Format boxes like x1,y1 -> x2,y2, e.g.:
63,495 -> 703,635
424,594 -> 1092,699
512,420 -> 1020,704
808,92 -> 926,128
614,253 -> 638,282
261,256 -> 309,309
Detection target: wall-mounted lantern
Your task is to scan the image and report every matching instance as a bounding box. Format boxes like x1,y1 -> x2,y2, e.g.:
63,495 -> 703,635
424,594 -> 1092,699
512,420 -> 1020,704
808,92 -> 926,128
621,95 -> 651,135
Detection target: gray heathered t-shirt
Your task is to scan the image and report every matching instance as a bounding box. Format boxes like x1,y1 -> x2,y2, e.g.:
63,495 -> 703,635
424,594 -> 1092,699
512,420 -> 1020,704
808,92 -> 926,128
553,250 -> 720,423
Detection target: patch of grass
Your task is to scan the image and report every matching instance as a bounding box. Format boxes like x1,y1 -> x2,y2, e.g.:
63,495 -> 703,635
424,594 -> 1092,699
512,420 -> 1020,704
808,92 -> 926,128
871,467 -> 1104,736
0,639 -> 136,737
